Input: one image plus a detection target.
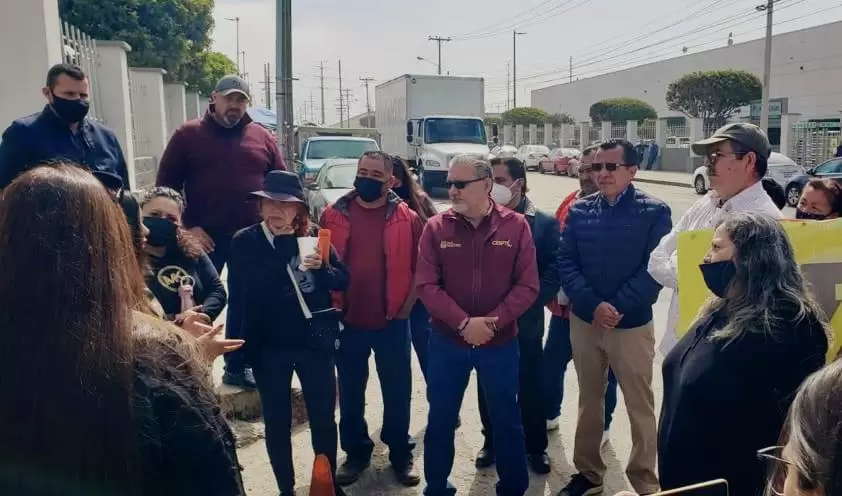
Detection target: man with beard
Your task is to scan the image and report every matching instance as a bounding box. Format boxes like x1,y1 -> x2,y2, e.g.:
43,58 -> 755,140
0,64 -> 130,189
156,74 -> 286,390
543,146 -> 619,446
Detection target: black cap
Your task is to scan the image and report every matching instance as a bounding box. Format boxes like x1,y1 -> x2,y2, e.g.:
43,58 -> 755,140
92,170 -> 124,191
250,170 -> 306,203
691,122 -> 772,159
214,75 -> 251,100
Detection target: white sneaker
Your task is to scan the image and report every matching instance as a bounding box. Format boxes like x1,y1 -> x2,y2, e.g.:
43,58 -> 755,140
547,417 -> 560,431
601,430 -> 610,447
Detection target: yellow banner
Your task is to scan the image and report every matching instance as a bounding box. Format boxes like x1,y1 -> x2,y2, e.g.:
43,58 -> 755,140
676,219 -> 842,362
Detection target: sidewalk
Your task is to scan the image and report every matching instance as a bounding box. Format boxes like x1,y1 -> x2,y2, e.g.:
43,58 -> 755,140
633,170 -> 692,188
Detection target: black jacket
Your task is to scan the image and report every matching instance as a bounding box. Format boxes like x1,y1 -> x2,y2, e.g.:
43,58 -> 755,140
226,224 -> 349,363
146,250 -> 227,321
0,106 -> 130,189
134,357 -> 244,496
515,197 -> 561,339
659,305 -> 828,496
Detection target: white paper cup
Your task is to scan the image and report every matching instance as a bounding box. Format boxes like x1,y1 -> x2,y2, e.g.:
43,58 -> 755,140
297,236 -> 318,270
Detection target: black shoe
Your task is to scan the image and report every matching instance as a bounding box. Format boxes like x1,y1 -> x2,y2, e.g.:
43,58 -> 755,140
222,369 -> 257,390
558,473 -> 604,496
335,457 -> 369,486
392,462 -> 421,487
475,446 -> 495,468
528,452 -> 551,474
278,491 -> 296,496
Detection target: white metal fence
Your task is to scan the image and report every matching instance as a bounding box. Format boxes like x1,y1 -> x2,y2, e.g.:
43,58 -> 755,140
639,120 -> 656,140
790,121 -> 842,168
610,123 -> 627,139
60,21 -> 103,121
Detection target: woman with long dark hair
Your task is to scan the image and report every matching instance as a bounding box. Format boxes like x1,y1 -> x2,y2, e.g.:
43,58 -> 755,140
0,164 -> 244,495
226,170 -> 349,495
658,212 -> 828,496
391,156 -> 437,381
140,186 -> 227,324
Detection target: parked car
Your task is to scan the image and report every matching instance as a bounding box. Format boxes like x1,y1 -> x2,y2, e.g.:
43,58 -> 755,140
516,145 -> 550,171
538,147 -> 581,175
490,145 -> 518,157
692,152 -> 804,195
783,156 -> 842,206
306,159 -> 357,221
566,158 -> 582,178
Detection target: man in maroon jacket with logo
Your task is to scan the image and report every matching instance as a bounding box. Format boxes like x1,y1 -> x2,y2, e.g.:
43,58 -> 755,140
156,75 -> 286,390
417,154 -> 539,496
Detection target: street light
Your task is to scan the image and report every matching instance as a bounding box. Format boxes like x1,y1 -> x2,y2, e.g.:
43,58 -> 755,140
416,56 -> 438,71
224,17 -> 241,76
513,31 -> 526,108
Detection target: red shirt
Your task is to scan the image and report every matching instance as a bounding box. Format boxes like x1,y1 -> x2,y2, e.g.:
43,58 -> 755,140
344,201 -> 389,330
548,190 -> 580,317
416,204 -> 539,347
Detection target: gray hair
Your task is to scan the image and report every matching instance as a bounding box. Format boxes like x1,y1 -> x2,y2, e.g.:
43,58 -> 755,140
700,212 -> 830,343
780,359 -> 842,495
449,153 -> 492,179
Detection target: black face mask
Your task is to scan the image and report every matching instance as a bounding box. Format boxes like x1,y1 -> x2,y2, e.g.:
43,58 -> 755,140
51,94 -> 90,124
699,260 -> 737,299
393,184 -> 411,201
354,176 -> 386,203
143,216 -> 177,248
795,209 -> 830,221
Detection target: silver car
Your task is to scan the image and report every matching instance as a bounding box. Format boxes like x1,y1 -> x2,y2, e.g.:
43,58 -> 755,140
306,159 -> 358,221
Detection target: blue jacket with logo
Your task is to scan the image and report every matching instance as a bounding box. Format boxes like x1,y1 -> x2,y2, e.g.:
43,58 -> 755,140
559,184 -> 672,329
0,105 -> 129,189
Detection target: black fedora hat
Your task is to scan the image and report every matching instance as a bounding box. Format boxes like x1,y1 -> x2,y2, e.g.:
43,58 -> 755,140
250,170 -> 306,203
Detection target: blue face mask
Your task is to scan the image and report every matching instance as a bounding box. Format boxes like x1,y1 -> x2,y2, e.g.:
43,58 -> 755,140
699,260 -> 737,298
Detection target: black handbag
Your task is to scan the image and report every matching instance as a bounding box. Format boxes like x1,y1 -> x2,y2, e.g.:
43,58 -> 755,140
286,264 -> 342,354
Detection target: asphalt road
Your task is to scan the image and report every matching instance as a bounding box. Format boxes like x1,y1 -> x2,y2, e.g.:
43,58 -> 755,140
236,173 -> 708,496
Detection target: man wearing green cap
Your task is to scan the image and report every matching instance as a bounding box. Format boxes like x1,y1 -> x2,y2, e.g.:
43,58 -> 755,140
647,122 -> 783,354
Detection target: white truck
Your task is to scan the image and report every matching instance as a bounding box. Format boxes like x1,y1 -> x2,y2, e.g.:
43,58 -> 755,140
375,74 -> 497,193
294,126 -> 381,184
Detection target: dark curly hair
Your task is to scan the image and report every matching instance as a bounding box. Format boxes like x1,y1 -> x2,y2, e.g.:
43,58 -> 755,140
140,187 -> 204,260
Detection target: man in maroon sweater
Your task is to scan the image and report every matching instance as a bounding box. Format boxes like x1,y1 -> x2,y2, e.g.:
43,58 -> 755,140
416,154 -> 539,496
156,75 -> 285,389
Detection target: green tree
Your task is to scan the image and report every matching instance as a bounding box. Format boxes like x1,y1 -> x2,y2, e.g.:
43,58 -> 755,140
181,51 -> 237,97
589,98 -> 657,124
547,112 -> 575,125
666,70 -> 762,129
59,0 -> 216,92
484,116 -> 501,126
501,107 -> 550,126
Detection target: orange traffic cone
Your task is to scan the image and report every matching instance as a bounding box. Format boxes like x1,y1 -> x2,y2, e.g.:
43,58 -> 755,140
309,454 -> 335,496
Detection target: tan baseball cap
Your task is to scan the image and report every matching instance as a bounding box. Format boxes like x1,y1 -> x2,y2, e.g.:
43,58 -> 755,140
691,122 -> 771,159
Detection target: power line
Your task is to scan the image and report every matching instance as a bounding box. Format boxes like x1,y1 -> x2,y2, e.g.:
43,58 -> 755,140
454,0 -> 593,41
428,36 -> 451,75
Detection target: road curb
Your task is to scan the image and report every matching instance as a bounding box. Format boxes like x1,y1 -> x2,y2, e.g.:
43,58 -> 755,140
634,177 -> 693,189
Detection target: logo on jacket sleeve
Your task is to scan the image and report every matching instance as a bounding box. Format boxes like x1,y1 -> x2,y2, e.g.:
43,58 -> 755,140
491,239 -> 513,247
440,240 -> 462,249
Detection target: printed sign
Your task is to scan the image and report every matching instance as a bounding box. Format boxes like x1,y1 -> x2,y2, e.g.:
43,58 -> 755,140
676,219 -> 842,362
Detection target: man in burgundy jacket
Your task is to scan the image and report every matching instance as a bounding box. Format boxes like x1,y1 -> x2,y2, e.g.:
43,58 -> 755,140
416,154 -> 539,496
156,75 -> 285,390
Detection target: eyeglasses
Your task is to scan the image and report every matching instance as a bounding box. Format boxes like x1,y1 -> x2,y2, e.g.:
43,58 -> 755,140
445,177 -> 485,190
757,446 -> 804,496
591,163 -> 632,172
706,151 -> 747,166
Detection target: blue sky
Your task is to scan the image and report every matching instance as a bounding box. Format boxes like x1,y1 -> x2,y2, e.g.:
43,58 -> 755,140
211,0 -> 842,124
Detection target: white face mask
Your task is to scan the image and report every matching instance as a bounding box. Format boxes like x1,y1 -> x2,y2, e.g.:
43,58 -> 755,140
490,182 -> 513,205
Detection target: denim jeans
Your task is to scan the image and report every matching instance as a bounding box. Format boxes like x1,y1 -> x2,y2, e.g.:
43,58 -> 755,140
424,332 -> 528,496
409,301 -> 431,383
543,315 -> 618,429
252,347 -> 338,493
337,319 -> 414,467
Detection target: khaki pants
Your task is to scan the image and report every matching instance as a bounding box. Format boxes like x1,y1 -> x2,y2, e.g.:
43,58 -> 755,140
569,313 -> 659,494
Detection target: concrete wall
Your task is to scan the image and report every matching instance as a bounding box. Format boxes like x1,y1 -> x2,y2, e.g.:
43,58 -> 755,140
185,91 -> 201,120
0,0 -> 63,129
96,41 -> 135,187
164,82 -> 187,137
129,68 -> 167,189
531,21 -> 842,122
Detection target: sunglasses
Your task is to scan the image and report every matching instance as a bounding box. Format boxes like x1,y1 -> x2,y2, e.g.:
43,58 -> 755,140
445,177 -> 486,190
591,163 -> 632,172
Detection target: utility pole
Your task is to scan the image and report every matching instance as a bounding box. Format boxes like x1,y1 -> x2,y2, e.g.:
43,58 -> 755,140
342,89 -> 353,126
338,59 -> 344,128
506,61 -> 511,111
757,0 -> 775,133
360,77 -> 374,127
241,51 -> 247,82
275,0 -> 293,159
512,30 -> 526,108
225,17 -> 240,75
569,56 -> 573,83
307,92 -> 316,123
428,36 -> 451,75
318,61 -> 326,124
263,63 -> 272,109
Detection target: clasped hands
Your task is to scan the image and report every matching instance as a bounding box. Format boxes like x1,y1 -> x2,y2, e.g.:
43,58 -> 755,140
458,316 -> 500,346
594,302 -> 623,329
